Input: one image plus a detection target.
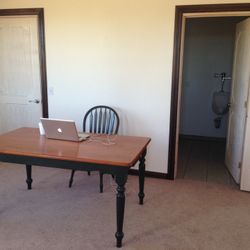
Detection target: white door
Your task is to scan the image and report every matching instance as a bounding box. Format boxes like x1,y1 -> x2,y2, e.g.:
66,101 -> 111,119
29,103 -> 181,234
225,18 -> 250,185
0,16 -> 42,134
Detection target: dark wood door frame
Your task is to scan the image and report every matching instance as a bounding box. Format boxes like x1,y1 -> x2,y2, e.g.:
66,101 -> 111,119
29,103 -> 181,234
0,8 -> 48,117
168,3 -> 250,180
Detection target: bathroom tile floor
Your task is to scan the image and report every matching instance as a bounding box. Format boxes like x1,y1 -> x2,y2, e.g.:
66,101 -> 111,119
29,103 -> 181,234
177,138 -> 238,188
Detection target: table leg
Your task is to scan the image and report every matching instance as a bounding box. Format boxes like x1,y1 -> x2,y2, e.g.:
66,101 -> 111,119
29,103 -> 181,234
115,174 -> 128,248
138,149 -> 146,205
26,165 -> 33,190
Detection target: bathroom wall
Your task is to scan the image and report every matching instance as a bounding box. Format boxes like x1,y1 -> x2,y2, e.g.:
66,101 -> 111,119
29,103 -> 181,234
180,17 -> 244,138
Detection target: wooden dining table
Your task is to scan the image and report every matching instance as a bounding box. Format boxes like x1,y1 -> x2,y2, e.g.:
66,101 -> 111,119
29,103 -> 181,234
0,127 -> 151,248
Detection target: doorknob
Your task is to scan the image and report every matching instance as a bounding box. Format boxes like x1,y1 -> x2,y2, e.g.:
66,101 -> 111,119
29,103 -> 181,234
28,99 -> 40,104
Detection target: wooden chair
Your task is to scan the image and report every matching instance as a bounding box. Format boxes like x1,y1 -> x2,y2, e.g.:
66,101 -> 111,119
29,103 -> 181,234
68,105 -> 120,192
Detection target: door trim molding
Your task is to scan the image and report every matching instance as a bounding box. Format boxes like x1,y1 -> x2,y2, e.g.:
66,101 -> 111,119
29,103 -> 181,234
0,8 -> 48,117
168,3 -> 250,180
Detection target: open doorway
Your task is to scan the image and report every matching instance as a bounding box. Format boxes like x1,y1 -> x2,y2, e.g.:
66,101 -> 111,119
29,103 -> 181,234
177,16 -> 249,186
168,4 -> 250,191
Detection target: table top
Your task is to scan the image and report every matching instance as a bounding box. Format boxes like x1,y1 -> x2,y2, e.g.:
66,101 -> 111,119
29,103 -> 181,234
0,128 -> 151,167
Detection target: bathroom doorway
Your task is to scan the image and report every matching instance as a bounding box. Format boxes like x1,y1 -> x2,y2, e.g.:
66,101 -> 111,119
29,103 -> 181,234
167,4 -> 250,190
177,16 -> 249,187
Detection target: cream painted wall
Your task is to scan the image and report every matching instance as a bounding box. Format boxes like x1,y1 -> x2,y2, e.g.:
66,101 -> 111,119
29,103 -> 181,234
1,0 -> 250,174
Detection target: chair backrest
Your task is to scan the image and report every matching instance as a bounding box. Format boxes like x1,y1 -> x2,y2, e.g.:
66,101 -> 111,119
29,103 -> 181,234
83,105 -> 119,134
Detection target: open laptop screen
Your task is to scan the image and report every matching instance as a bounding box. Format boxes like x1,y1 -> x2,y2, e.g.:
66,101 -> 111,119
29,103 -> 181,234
40,118 -> 89,142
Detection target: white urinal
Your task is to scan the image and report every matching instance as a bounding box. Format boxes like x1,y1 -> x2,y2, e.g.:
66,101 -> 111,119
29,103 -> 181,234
212,91 -> 230,128
212,91 -> 230,115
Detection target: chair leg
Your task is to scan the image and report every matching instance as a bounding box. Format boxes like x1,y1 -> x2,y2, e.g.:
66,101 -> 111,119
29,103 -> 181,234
99,172 -> 104,193
88,171 -> 91,176
69,170 -> 76,188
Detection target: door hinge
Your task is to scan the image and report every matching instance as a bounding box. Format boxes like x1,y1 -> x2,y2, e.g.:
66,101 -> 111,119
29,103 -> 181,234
238,162 -> 242,169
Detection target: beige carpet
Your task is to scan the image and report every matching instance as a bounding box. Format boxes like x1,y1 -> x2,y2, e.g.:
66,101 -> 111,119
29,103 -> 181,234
0,163 -> 250,250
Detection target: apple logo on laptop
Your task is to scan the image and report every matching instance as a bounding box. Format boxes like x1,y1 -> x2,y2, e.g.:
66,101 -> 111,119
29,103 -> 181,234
57,128 -> 62,133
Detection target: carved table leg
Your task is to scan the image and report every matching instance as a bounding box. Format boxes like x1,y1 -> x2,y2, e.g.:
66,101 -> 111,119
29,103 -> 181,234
26,165 -> 33,190
138,149 -> 146,205
115,173 -> 128,248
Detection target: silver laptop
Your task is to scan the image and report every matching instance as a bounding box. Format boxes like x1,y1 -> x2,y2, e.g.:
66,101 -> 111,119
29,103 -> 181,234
40,118 -> 90,142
